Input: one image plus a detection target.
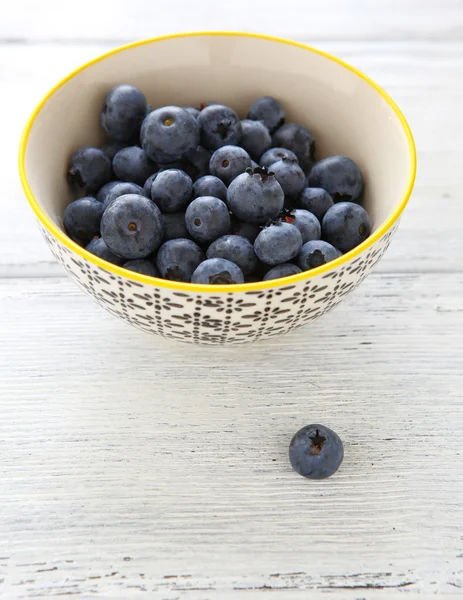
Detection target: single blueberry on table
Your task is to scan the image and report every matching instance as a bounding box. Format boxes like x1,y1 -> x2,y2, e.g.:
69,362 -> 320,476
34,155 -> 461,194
297,240 -> 341,271
191,258 -> 244,285
193,175 -> 227,202
63,197 -> 104,244
156,238 -> 205,282
268,158 -> 306,200
260,147 -> 298,169
227,167 -> 284,225
150,169 -> 193,213
86,237 -> 123,265
230,218 -> 260,244
239,119 -> 272,161
207,235 -> 258,276
96,181 -> 119,204
198,104 -> 242,150
68,147 -> 111,193
322,201 -> 371,253
101,84 -> 147,142
289,424 -> 344,479
123,259 -> 160,277
112,146 -> 157,186
298,187 -> 334,221
286,209 -> 321,244
308,156 -> 364,203
103,181 -> 146,208
209,145 -> 252,185
185,196 -> 231,243
272,123 -> 316,172
141,106 -> 200,164
247,96 -> 285,133
101,194 -> 163,259
263,263 -> 302,281
162,212 -> 190,241
254,222 -> 303,265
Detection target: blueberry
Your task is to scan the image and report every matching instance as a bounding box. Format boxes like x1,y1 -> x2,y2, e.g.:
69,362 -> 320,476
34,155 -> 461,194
287,209 -> 321,244
263,263 -> 302,280
207,235 -> 257,276
101,140 -> 128,160
198,104 -> 242,150
185,145 -> 212,179
185,196 -> 231,243
260,147 -> 298,169
254,222 -> 303,265
227,167 -> 284,225
96,181 -> 119,204
272,123 -> 315,172
68,147 -> 111,193
298,187 -> 334,221
162,212 -> 190,241
123,259 -> 160,277
112,146 -> 157,186
86,237 -> 123,265
101,194 -> 163,259
101,85 -> 147,142
297,240 -> 341,271
230,218 -> 260,243
141,106 -> 200,164
104,181 -> 146,208
251,160 -> 260,170
209,145 -> 252,185
193,175 -> 227,202
268,158 -> 306,199
247,96 -> 285,133
63,197 -> 104,244
289,424 -> 343,479
308,156 -> 364,203
183,106 -> 200,119
156,239 -> 204,282
239,119 -> 272,161
191,258 -> 244,285
143,172 -> 159,198
150,169 -> 193,213
322,202 -> 371,252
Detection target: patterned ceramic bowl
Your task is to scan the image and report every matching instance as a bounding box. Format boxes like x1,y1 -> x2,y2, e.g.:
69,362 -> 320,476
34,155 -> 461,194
19,32 -> 416,345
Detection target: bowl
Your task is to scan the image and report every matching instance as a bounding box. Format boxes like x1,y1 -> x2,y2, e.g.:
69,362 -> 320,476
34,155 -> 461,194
19,32 -> 416,345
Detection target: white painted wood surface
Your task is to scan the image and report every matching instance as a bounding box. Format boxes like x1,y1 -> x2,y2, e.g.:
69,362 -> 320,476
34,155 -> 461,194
1,1 -> 463,597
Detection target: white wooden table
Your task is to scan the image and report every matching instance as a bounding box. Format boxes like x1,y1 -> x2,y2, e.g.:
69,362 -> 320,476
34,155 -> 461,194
1,1 -> 463,597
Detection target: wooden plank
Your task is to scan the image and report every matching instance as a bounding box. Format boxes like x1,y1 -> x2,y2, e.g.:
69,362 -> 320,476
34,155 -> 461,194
0,273 -> 462,597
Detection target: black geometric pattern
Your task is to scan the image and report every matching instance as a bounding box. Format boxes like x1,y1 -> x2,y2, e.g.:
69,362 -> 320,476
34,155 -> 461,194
41,222 -> 399,345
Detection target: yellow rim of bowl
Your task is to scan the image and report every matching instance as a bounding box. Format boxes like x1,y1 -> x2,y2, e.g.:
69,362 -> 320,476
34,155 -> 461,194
18,31 -> 416,293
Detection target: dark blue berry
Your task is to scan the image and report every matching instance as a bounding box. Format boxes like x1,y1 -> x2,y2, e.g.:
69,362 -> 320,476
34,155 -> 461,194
101,84 -> 147,142
254,222 -> 303,265
156,239 -> 204,282
289,424 -> 343,479
150,169 -> 193,213
123,259 -> 159,277
297,240 -> 341,271
193,175 -> 227,202
141,106 -> 200,164
230,218 -> 260,243
68,147 -> 111,193
64,197 -> 104,244
112,146 -> 157,186
260,147 -> 298,169
185,196 -> 231,243
308,156 -> 364,203
104,182 -> 146,208
101,194 -> 163,259
207,235 -> 257,276
198,104 -> 242,150
227,167 -> 284,225
268,158 -> 306,199
143,172 -> 159,198
322,202 -> 371,252
162,212 -> 190,241
272,123 -> 315,172
263,263 -> 302,280
101,140 -> 128,160
209,145 -> 252,185
96,181 -> 119,204
298,187 -> 334,221
191,258 -> 244,284
239,119 -> 272,161
184,145 -> 212,179
289,209 -> 321,244
86,237 -> 123,265
247,96 -> 285,133
183,106 -> 200,119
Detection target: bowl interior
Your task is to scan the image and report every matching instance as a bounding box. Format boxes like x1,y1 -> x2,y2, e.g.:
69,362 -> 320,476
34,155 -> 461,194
23,33 -> 412,249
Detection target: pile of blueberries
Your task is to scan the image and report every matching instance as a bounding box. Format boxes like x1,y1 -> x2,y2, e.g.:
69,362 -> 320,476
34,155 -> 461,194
64,84 -> 371,284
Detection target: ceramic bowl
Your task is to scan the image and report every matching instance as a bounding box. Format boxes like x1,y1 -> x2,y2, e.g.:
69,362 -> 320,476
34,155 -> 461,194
19,32 -> 416,345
